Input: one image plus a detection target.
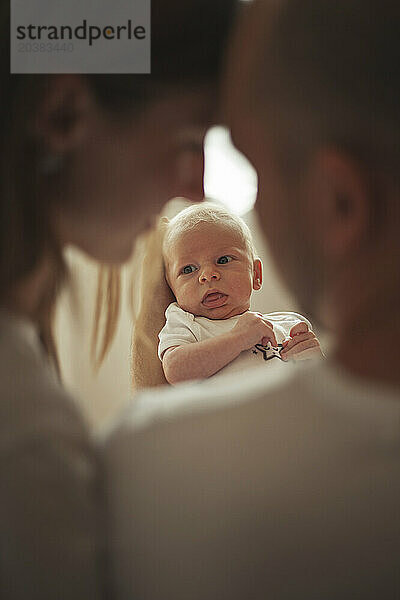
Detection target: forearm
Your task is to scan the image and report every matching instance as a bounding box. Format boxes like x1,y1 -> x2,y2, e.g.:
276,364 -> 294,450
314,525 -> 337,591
132,316 -> 168,389
131,222 -> 174,390
163,332 -> 243,383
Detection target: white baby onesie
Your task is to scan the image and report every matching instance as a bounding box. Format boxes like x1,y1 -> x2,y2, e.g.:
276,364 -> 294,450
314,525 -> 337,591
158,302 -> 312,379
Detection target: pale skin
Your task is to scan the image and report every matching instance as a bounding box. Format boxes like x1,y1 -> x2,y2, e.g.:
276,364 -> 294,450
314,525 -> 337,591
162,221 -> 322,384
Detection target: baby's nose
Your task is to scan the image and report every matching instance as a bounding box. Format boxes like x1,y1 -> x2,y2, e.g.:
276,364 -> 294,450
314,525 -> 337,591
199,268 -> 220,283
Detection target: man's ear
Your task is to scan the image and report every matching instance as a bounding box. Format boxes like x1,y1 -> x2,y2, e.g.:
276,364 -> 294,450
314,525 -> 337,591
253,258 -> 263,290
308,149 -> 370,260
31,75 -> 93,153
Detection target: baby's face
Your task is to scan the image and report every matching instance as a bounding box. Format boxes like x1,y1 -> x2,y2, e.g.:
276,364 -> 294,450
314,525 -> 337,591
165,221 -> 261,319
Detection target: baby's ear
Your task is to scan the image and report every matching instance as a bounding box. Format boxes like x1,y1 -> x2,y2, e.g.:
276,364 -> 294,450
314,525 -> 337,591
159,216 -> 170,227
157,216 -> 170,248
253,258 -> 263,290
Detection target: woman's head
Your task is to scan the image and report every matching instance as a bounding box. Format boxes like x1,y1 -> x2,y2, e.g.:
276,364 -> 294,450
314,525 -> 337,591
0,0 -> 238,316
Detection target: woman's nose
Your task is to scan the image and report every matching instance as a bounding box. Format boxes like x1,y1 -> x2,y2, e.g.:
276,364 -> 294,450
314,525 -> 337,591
199,268 -> 220,283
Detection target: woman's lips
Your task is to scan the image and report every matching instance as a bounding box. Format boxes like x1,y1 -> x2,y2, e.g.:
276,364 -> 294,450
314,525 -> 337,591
201,292 -> 228,308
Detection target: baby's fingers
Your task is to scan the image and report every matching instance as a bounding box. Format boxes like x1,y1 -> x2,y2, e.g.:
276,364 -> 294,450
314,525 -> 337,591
261,321 -> 277,347
289,321 -> 309,338
261,335 -> 277,347
281,337 -> 321,360
282,331 -> 316,352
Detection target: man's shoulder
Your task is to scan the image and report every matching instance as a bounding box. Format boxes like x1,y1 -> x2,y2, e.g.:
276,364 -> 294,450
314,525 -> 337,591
105,362 -> 315,445
104,359 -> 400,456
104,362 -> 400,600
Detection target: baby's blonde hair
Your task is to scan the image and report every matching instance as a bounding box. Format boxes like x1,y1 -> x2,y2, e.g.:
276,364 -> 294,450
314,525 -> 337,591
163,202 -> 257,263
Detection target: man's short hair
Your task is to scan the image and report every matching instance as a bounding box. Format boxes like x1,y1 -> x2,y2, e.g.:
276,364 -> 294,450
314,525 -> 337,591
252,0 -> 399,182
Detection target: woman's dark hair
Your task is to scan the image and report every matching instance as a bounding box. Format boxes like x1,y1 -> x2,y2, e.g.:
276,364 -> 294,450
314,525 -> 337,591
90,1 -> 239,111
0,0 -> 238,370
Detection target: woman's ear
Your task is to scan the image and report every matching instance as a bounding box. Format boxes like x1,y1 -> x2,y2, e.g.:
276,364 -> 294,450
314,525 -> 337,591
253,258 -> 263,290
32,75 -> 92,153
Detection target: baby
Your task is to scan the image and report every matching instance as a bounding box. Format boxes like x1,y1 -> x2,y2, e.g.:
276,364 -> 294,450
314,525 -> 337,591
158,203 -> 322,384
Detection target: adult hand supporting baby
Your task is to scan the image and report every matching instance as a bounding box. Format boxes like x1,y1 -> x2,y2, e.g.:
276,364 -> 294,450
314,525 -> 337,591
131,218 -> 175,389
280,321 -> 324,361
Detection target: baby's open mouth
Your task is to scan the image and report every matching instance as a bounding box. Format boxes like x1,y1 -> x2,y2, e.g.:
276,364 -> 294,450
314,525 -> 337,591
201,291 -> 228,308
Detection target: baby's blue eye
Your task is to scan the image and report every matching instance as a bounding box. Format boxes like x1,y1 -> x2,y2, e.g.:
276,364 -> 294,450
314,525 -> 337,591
217,255 -> 232,265
182,264 -> 197,275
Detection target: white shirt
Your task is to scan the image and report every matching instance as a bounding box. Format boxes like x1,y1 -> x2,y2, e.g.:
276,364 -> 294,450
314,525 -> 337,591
158,302 -> 312,376
0,311 -> 103,599
104,360 -> 400,600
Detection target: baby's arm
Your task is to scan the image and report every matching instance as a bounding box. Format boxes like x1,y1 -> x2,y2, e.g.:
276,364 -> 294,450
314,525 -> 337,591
163,334 -> 244,384
162,312 -> 278,384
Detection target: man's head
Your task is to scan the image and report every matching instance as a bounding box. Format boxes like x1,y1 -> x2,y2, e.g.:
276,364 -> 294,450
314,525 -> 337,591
163,203 -> 262,319
226,0 -> 400,332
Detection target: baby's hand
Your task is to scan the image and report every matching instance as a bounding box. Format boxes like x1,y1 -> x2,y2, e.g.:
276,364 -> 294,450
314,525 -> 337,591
231,311 -> 278,350
280,321 -> 323,361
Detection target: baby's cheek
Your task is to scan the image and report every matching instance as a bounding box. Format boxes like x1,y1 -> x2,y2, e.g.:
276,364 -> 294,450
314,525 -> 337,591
176,283 -> 195,309
236,275 -> 253,297
174,288 -> 184,304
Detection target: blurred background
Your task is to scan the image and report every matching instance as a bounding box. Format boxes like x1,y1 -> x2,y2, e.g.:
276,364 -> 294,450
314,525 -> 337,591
54,126 -> 304,430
